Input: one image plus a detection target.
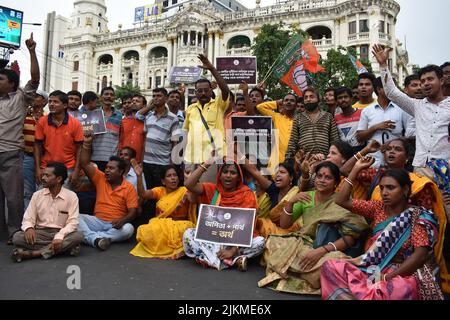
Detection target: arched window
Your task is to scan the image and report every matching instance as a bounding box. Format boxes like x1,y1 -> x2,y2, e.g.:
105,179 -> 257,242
227,35 -> 251,49
306,26 -> 332,40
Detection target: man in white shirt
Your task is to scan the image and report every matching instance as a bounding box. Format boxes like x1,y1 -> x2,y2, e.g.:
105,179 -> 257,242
356,77 -> 413,167
372,45 -> 450,173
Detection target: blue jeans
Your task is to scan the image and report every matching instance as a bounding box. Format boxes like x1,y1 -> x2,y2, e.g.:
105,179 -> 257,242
78,214 -> 134,247
23,154 -> 36,210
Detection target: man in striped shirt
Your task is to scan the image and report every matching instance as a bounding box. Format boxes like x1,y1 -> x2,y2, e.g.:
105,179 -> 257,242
91,87 -> 122,172
23,90 -> 47,210
286,87 -> 340,159
136,88 -> 179,189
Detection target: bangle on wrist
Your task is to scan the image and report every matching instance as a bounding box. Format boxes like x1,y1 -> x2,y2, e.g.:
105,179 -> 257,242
283,207 -> 293,216
328,242 -> 338,252
200,164 -> 209,172
323,246 -> 330,253
344,178 -> 354,188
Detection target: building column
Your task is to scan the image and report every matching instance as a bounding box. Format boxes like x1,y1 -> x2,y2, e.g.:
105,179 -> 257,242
112,49 -> 121,87
173,36 -> 178,66
139,45 -> 147,90
214,32 -> 221,62
368,6 -> 381,73
207,32 -> 214,60
188,31 -> 192,46
167,38 -> 173,73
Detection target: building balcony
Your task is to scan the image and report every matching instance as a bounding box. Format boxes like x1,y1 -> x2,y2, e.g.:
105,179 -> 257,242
226,46 -> 252,56
96,63 -> 113,74
148,56 -> 168,67
177,46 -> 205,55
311,38 -> 333,50
347,32 -> 370,44
379,33 -> 392,41
121,59 -> 139,68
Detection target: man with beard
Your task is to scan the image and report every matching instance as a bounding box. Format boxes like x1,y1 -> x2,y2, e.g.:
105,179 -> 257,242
333,87 -> 364,152
286,87 -> 340,159
119,94 -> 147,163
11,162 -> 83,263
356,77 -> 413,168
67,90 -> 82,112
324,87 -> 339,115
257,93 -> 297,164
402,74 -> 425,140
183,54 -> 230,183
34,91 -> 84,190
353,73 -> 377,110
78,132 -> 138,251
91,87 -> 122,172
441,62 -> 450,97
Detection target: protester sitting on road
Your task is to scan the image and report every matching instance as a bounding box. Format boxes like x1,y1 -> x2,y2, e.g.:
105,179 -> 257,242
12,162 -> 83,262
322,159 -> 442,300
130,162 -> 197,260
242,160 -> 300,238
258,161 -> 368,295
183,158 -> 265,271
77,132 -> 138,251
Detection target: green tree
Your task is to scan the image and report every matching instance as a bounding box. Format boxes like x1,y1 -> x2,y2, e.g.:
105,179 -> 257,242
251,23 -> 291,99
311,46 -> 372,97
113,83 -> 141,107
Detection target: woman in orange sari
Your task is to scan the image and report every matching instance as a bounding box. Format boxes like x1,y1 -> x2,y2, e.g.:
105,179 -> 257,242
130,162 -> 197,260
182,159 -> 265,271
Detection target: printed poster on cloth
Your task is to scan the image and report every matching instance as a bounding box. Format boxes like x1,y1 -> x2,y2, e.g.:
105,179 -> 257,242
194,204 -> 256,248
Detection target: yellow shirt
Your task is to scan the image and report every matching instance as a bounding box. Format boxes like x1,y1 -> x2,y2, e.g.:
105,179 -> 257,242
183,92 -> 230,164
353,100 -> 376,110
257,101 -> 293,164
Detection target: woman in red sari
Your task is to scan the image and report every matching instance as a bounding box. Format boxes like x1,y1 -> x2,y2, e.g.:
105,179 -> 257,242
182,158 -> 264,271
320,157 -> 442,300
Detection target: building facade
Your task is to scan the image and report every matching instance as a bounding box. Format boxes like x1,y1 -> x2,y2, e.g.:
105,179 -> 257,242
42,0 -> 411,99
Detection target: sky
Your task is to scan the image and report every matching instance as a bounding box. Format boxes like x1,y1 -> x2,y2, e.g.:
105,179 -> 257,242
2,0 -> 449,83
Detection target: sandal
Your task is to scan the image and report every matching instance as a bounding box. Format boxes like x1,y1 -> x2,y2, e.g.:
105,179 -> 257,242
11,248 -> 23,263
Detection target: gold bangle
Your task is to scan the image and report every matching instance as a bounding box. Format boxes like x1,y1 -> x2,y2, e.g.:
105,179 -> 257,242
200,164 -> 209,172
344,178 -> 354,188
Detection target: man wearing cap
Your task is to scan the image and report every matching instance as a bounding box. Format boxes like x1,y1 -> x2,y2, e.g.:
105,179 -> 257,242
0,33 -> 40,244
23,90 -> 48,210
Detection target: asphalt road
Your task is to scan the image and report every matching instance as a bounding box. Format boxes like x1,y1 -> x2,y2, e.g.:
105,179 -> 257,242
0,231 -> 318,300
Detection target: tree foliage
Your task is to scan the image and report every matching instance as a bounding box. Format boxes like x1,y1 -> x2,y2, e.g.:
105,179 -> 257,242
311,46 -> 372,97
252,23 -> 373,100
113,84 -> 141,107
251,23 -> 292,100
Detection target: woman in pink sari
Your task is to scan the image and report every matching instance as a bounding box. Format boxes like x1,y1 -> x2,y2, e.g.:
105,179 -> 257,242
320,157 -> 442,300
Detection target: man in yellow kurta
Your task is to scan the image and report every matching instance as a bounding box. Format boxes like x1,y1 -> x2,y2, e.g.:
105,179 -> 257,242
257,94 -> 296,169
183,54 -> 230,182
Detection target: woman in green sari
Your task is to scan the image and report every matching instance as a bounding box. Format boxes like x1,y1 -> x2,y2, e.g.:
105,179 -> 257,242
258,162 -> 369,295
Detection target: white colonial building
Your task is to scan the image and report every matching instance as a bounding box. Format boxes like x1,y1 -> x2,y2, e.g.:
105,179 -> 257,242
42,0 -> 411,100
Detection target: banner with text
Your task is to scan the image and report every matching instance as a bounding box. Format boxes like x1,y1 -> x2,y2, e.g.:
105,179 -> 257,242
216,57 -> 257,85
169,66 -> 203,84
195,204 -> 256,248
231,116 -> 272,166
69,109 -> 107,135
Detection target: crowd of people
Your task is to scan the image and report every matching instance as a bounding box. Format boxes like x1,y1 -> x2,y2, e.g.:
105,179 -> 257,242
1,34 -> 450,300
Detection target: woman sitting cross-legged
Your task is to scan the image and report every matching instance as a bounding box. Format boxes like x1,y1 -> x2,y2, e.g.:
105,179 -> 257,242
321,157 -> 443,300
258,162 -> 368,295
242,160 -> 300,238
182,158 -> 265,271
130,161 -> 197,260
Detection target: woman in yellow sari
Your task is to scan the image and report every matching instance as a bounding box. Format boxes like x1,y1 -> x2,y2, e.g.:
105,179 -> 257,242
242,160 -> 300,238
130,162 -> 197,259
